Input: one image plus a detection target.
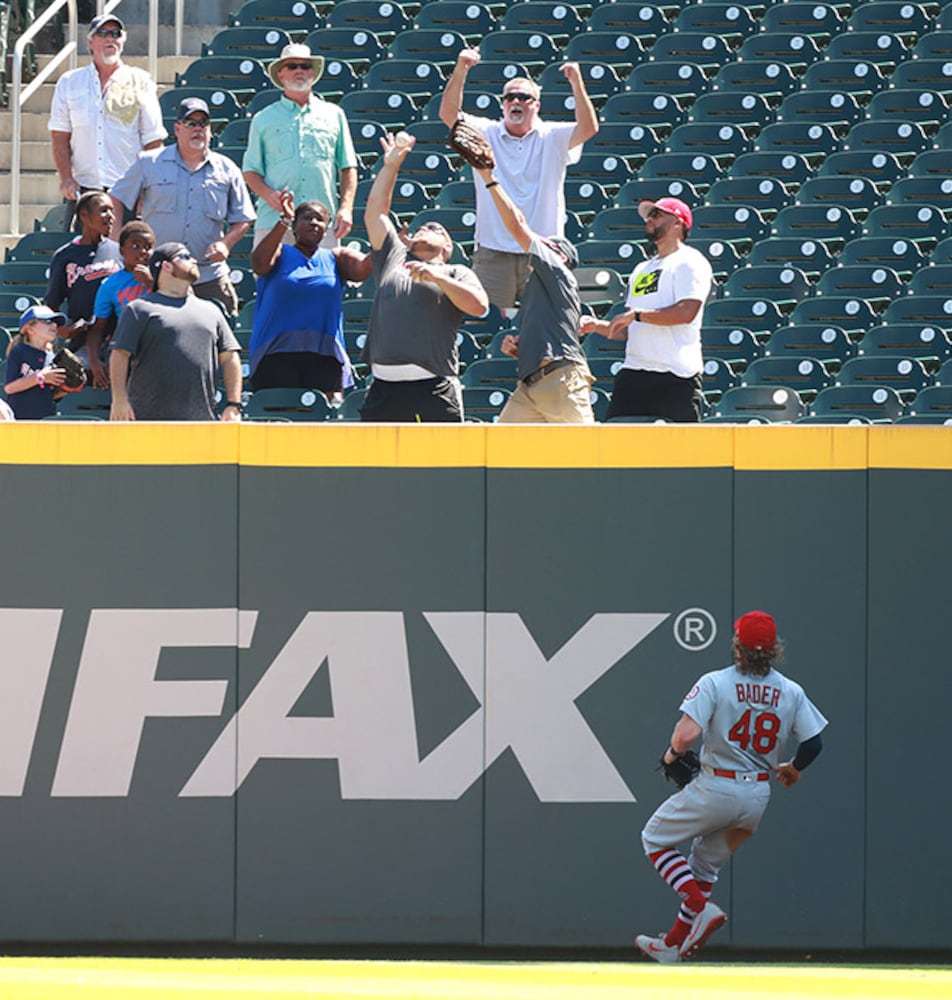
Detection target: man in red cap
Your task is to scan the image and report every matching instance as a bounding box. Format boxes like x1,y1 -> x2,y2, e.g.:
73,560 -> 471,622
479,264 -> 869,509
634,611 -> 828,963
580,196 -> 712,421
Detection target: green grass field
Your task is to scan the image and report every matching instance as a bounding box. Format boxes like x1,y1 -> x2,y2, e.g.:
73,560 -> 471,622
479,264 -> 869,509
0,957 -> 950,1000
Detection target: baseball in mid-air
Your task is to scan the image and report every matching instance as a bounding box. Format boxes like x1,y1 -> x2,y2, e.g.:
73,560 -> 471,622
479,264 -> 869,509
394,131 -> 412,147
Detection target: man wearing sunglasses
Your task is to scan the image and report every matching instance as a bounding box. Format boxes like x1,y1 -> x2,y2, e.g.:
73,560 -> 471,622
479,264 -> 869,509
110,242 -> 243,422
244,43 -> 358,249
49,14 -> 166,238
439,47 -> 597,314
111,98 -> 256,317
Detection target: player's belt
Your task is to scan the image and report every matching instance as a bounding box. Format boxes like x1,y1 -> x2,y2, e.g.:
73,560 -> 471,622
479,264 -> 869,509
523,358 -> 574,386
712,768 -> 770,782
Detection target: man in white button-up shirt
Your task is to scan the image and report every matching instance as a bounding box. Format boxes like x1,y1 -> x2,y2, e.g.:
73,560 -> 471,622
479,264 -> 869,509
49,13 -> 166,236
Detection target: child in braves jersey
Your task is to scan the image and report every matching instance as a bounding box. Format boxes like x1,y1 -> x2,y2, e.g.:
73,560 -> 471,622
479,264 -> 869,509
3,305 -> 69,419
636,610 -> 828,963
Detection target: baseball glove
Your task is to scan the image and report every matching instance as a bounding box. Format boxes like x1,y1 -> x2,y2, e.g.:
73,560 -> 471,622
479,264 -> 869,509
659,748 -> 700,789
52,347 -> 87,393
448,119 -> 495,170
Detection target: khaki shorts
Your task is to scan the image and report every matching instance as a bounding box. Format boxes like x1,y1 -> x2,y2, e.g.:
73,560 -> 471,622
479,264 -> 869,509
472,246 -> 531,311
497,361 -> 595,424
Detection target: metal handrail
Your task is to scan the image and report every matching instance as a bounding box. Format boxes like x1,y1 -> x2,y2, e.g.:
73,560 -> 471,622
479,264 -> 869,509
9,0 -> 184,236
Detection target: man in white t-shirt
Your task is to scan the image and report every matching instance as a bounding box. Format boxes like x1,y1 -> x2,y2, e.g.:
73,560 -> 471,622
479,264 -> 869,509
581,197 -> 713,421
439,47 -> 598,312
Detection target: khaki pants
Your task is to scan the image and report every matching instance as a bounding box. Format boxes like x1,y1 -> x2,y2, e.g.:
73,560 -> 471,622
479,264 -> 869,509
498,362 -> 595,424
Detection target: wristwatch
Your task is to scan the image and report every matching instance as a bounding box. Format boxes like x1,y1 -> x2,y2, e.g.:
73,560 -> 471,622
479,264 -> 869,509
223,401 -> 243,413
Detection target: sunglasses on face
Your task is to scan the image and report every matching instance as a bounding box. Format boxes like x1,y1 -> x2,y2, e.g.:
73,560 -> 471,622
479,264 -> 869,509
180,118 -> 211,129
646,208 -> 664,219
174,252 -> 195,261
416,222 -> 448,236
283,62 -> 314,71
502,92 -> 535,103
94,28 -> 123,39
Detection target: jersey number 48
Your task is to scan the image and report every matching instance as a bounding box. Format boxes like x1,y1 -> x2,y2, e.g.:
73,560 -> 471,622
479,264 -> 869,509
728,709 -> 780,753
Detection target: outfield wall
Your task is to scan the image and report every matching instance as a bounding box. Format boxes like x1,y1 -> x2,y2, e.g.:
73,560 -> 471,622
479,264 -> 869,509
0,424 -> 948,953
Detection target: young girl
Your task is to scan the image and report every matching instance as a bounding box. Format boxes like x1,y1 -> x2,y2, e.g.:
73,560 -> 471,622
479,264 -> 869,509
4,305 -> 69,419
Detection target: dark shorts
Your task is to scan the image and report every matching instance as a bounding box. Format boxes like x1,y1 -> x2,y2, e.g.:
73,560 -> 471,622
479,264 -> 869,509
360,377 -> 462,423
251,352 -> 344,395
607,368 -> 703,423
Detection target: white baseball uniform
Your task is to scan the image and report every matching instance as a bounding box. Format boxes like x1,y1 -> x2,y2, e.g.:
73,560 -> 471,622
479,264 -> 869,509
642,664 -> 828,884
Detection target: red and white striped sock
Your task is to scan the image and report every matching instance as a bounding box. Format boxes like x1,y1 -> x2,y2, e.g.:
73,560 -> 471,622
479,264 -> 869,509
664,878 -> 714,946
649,849 -> 707,914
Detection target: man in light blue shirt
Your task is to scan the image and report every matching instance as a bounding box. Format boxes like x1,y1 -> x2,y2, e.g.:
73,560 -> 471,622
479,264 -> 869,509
111,98 -> 256,316
242,43 -> 358,246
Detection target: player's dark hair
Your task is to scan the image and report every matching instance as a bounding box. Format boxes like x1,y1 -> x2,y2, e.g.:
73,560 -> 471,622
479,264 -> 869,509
734,638 -> 784,678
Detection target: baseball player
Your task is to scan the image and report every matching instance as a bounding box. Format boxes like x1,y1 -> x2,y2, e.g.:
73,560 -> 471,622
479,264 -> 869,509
636,610 -> 828,962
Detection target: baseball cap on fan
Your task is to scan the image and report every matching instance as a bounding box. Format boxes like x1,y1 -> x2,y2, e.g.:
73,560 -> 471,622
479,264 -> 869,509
88,14 -> 125,34
542,236 -> 579,270
734,611 -> 777,652
149,241 -> 191,290
638,197 -> 693,231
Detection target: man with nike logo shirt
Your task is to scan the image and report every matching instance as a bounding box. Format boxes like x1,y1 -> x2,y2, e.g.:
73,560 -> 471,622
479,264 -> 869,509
580,197 -> 711,421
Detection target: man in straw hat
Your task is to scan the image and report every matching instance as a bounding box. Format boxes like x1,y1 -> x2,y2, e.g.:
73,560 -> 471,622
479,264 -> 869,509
243,43 -> 359,248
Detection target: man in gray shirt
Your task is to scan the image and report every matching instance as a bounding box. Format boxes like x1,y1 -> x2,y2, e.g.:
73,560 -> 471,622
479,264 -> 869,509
109,242 -> 243,422
472,164 -> 594,423
111,98 -> 256,316
361,132 -> 489,422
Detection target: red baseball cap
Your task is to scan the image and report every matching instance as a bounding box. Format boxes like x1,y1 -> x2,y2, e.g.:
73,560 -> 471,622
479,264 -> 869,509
638,197 -> 693,231
734,610 -> 776,651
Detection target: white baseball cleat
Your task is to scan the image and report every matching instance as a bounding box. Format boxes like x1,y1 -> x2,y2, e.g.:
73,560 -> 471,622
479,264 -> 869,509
679,902 -> 727,958
636,933 -> 681,963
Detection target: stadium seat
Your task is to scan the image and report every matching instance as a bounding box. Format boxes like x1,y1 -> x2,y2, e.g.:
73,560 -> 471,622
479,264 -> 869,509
688,92 -> 774,135
576,239 -> 645,269
865,89 -> 950,130
753,122 -> 840,168
574,266 -> 627,316
5,230 -> 72,263
337,388 -> 368,421
363,59 -> 446,103
626,61 -> 710,107
650,33 -> 736,76
816,151 -> 906,190
583,330 -> 626,361
689,239 -> 746,281
703,298 -> 788,337
340,90 -> 420,133
159,87 -> 244,130
564,32 -> 648,78
773,204 -> 861,251
412,1 -> 497,42
907,264 -> 952,299
882,294 -> 952,327
742,356 -> 834,401
305,27 -> 387,70
586,355 -> 625,391
888,176 -> 952,214
746,237 -> 834,280
245,388 -> 336,422
434,179 -> 474,211
203,26 -> 293,60
758,1 -> 847,44
230,0 -> 324,37
421,90 -> 500,122
801,58 -> 889,104
776,89 -> 864,133
478,29 -> 562,74
600,92 -> 687,136
327,0 -> 411,43
809,384 -> 905,421
705,176 -> 793,220
908,150 -> 952,179
460,357 -> 519,388
795,414 -> 872,424
813,264 -> 904,309
721,264 -> 812,312
665,123 -> 750,169
939,357 -> 952,385
614,178 -> 703,212
789,295 -> 879,336
56,387 -> 113,418
905,385 -> 952,419
701,325 -> 762,369
566,152 -> 632,193
837,356 -> 931,401
714,385 -> 806,422
461,386 -> 511,422
692,204 -> 770,251
863,204 -> 950,248
701,356 -> 739,401
710,60 -> 800,105
354,175 -> 431,222
890,57 -> 952,96
796,175 -> 884,220
588,2 -> 674,48
927,236 -> 952,265
911,29 -> 952,58
858,323 -> 952,370
175,56 -> 271,98
836,236 -> 926,279
736,32 -> 824,73
763,324 -> 856,371
728,151 -> 813,191
0,260 -> 50,296
387,29 -> 469,71
500,1 -> 585,44
824,31 -> 911,74
844,121 -> 932,167
462,60 -> 532,95
586,123 -> 665,172
638,152 -> 722,194
673,2 -> 759,44
846,1 -> 934,45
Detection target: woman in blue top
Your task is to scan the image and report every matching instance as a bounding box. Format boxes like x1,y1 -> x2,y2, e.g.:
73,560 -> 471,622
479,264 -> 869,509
249,192 -> 371,400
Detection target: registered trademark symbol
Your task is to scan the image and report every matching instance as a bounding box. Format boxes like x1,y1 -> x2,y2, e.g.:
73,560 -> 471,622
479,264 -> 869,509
673,608 -> 717,651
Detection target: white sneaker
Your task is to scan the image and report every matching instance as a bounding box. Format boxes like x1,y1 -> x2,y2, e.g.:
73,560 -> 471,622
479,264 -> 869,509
679,902 -> 727,958
636,933 -> 681,963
